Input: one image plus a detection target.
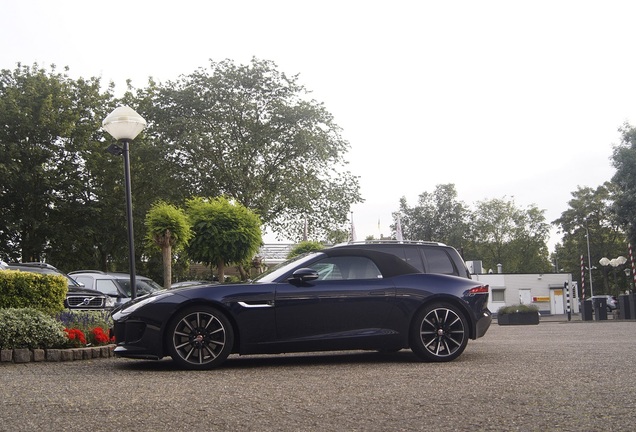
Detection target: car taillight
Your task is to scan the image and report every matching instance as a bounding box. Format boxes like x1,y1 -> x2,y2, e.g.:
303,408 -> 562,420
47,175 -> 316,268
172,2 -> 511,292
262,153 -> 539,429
468,285 -> 489,295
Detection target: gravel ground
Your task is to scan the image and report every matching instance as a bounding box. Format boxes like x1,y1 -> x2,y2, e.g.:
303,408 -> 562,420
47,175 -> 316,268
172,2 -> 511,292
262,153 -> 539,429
1,320 -> 635,432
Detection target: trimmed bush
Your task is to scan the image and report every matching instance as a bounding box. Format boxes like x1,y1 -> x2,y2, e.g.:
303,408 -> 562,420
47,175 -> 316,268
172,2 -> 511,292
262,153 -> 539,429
0,308 -> 67,349
0,270 -> 66,314
497,304 -> 539,316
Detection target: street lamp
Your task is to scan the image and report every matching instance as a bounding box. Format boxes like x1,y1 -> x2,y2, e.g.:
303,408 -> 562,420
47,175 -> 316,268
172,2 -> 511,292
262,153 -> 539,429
102,106 -> 147,300
599,256 -> 627,297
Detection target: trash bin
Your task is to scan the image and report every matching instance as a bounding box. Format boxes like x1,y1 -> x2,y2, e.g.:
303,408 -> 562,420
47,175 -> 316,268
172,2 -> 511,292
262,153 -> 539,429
593,297 -> 608,320
581,299 -> 593,321
618,295 -> 631,320
629,294 -> 636,321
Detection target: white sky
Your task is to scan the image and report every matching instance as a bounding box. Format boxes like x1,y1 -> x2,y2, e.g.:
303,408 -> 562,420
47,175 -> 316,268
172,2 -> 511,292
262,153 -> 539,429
2,0 -> 635,250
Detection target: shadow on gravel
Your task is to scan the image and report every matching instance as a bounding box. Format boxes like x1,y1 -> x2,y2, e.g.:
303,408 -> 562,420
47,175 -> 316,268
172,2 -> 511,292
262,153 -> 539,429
113,349 -> 427,371
113,347 -> 488,372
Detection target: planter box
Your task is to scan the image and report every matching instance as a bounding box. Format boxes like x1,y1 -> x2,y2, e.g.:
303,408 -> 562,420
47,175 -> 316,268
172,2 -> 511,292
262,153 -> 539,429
497,312 -> 540,325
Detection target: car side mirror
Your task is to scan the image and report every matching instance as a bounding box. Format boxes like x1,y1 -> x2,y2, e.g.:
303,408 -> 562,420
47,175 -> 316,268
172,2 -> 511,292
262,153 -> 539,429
288,268 -> 319,285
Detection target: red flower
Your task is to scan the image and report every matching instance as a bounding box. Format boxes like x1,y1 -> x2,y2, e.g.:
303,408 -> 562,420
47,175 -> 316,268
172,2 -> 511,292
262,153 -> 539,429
90,327 -> 110,345
64,328 -> 87,347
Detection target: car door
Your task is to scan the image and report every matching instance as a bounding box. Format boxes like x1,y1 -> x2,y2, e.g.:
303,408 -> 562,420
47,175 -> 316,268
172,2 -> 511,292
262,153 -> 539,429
274,255 -> 395,342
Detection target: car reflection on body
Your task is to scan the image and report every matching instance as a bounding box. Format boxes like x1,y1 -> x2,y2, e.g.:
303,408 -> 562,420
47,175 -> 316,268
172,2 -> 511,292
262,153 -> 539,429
111,248 -> 492,370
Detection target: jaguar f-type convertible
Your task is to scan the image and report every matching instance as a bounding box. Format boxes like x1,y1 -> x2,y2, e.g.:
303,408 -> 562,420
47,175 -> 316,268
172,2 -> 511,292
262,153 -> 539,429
111,248 -> 491,369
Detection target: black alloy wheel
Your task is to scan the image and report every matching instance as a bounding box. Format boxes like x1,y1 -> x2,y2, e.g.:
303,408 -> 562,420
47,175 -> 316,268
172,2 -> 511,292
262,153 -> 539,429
167,306 -> 234,370
410,302 -> 468,362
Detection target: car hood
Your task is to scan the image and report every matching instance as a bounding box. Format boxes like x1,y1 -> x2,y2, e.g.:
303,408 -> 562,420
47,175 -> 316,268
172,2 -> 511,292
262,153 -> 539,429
67,286 -> 106,297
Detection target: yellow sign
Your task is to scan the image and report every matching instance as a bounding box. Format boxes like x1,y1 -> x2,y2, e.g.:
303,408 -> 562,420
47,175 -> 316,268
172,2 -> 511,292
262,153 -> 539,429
532,296 -> 550,302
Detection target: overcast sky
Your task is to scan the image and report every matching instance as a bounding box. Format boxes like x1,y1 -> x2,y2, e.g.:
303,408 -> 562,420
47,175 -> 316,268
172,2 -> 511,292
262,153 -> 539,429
3,0 -> 635,249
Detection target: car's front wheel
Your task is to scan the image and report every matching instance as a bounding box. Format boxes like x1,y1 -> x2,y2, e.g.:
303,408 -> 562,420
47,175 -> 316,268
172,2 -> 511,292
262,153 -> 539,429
166,306 -> 234,370
410,302 -> 468,362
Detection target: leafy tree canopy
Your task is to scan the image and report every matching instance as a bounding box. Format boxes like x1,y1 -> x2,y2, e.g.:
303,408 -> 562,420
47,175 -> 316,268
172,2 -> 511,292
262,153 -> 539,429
141,58 -> 363,241
398,184 -> 471,248
611,122 -> 636,244
397,185 -> 551,273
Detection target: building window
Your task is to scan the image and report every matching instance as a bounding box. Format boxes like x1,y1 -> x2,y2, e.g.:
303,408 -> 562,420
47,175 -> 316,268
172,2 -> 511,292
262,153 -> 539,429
492,289 -> 505,302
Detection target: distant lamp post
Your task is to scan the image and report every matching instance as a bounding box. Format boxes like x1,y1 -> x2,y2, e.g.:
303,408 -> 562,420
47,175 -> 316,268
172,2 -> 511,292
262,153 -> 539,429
599,256 -> 627,297
103,106 -> 147,300
584,219 -> 594,297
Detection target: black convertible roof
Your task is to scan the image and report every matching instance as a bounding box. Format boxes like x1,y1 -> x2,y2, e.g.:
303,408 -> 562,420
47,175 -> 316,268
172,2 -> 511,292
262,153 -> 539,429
320,247 -> 419,278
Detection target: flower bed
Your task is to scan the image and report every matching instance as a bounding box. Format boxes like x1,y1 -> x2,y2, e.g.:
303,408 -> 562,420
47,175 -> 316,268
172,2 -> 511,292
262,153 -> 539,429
0,308 -> 116,363
497,304 -> 540,325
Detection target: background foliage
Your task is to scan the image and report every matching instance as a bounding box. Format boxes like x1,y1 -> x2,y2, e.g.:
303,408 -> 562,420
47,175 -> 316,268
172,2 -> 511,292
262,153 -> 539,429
3,61 -> 636,293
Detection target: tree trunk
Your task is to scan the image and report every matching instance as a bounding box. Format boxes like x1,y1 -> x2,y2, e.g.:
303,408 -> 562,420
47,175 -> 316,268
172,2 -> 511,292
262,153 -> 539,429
162,245 -> 172,289
217,259 -> 225,283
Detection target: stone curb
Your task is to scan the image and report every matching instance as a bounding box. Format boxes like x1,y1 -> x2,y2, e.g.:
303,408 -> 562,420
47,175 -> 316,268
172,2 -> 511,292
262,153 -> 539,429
0,344 -> 116,364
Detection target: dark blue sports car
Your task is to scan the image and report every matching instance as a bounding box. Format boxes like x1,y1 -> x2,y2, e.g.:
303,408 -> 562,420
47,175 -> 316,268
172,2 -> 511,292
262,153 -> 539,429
111,248 -> 492,369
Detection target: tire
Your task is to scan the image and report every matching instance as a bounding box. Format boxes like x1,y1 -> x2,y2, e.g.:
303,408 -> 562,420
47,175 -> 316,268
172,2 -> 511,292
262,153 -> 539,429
166,306 -> 234,370
410,302 -> 469,362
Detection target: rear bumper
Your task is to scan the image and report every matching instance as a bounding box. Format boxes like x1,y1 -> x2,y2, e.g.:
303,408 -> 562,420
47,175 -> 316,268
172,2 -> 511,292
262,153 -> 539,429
474,309 -> 492,339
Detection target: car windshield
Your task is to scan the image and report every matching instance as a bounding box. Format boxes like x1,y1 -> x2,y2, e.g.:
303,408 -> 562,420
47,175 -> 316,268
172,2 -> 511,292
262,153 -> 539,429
115,278 -> 162,296
252,252 -> 323,283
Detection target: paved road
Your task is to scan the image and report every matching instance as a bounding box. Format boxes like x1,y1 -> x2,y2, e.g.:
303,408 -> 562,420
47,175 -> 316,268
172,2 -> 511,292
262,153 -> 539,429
1,320 -> 635,432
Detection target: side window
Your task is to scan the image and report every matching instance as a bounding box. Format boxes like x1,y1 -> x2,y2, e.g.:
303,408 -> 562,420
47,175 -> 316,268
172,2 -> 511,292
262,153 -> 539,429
73,276 -> 93,289
403,247 -> 424,271
309,256 -> 382,280
96,279 -> 120,296
422,248 -> 457,276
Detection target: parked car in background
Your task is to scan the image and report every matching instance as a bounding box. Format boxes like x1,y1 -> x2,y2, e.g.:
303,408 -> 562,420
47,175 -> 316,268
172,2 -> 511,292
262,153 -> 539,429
333,240 -> 471,278
4,262 -> 113,310
68,271 -> 162,306
587,295 -> 619,312
112,247 -> 492,370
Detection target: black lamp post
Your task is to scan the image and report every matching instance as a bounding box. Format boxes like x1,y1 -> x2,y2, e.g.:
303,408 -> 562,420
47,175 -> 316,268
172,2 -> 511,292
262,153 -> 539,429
102,106 -> 147,300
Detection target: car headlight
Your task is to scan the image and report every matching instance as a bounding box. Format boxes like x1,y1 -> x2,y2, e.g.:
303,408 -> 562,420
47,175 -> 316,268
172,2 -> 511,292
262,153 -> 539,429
105,296 -> 116,308
116,292 -> 174,317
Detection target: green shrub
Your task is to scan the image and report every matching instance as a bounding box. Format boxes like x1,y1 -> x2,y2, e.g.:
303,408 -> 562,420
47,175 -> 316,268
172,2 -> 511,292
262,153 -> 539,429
0,270 -> 66,314
497,304 -> 539,316
0,308 -> 67,349
286,241 -> 325,258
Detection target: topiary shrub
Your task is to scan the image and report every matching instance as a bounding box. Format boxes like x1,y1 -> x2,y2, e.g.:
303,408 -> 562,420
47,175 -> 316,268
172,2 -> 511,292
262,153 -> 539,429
497,304 -> 540,316
0,308 -> 67,349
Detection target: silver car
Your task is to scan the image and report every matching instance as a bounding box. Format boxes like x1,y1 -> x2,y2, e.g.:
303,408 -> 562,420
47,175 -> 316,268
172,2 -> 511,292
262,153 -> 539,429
68,271 -> 162,306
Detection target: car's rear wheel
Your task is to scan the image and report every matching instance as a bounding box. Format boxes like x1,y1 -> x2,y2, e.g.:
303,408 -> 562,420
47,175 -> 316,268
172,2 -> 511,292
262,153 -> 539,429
167,306 -> 234,370
410,302 -> 468,362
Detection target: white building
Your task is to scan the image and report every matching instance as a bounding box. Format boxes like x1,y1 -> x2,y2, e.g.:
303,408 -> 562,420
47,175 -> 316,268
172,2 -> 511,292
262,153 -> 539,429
472,272 -> 577,315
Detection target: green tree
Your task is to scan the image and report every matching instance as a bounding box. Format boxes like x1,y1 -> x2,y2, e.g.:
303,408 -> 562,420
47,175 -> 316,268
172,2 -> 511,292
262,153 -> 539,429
0,63 -> 113,267
397,184 -> 471,249
323,228 -> 350,245
611,122 -> 636,244
142,58 -> 363,240
470,197 -> 551,273
145,201 -> 192,289
553,183 -> 627,296
186,196 -> 262,282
